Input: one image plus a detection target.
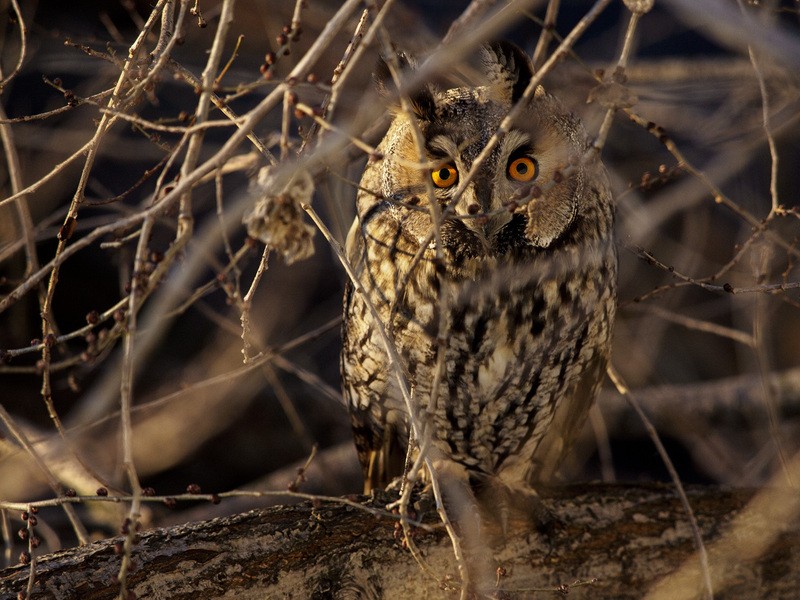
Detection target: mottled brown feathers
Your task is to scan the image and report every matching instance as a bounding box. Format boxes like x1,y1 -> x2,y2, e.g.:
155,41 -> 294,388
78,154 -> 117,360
341,42 -> 617,503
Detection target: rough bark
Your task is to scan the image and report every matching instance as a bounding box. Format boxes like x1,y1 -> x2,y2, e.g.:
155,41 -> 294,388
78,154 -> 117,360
1,484 -> 798,599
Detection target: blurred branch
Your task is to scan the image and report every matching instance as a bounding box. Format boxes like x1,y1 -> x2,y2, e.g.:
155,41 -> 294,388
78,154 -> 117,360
664,0 -> 800,72
532,0 -> 560,70
598,367 -> 800,427
645,448 -> 800,600
442,0 -> 504,46
3,366 -> 797,520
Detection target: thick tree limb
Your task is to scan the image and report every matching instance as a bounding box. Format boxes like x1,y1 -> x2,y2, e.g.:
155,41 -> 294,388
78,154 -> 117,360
1,483 -> 798,599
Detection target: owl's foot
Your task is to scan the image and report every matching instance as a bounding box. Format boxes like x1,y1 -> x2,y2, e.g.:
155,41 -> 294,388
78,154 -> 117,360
516,488 -> 561,538
379,476 -> 439,520
472,480 -> 562,543
383,475 -> 406,493
513,486 -> 563,539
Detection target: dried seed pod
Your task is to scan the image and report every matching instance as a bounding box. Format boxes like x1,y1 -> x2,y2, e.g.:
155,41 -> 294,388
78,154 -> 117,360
244,167 -> 316,265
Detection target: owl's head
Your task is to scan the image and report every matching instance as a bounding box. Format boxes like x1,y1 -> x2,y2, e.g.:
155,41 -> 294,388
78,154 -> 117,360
373,42 -> 610,257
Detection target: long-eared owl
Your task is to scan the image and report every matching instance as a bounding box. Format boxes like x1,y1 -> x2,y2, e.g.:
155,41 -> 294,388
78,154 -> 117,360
341,42 -> 616,500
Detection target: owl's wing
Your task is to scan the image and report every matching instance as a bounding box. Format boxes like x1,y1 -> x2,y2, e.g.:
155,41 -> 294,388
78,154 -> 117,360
351,409 -> 407,494
342,215 -> 408,492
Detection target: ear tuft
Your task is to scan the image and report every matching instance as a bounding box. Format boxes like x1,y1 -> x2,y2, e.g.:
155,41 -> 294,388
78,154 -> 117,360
374,53 -> 436,121
481,41 -> 533,104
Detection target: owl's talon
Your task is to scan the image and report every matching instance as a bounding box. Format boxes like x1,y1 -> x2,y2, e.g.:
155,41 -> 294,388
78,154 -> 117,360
412,489 -> 436,517
384,475 -> 405,492
370,487 -> 399,509
532,502 -> 560,536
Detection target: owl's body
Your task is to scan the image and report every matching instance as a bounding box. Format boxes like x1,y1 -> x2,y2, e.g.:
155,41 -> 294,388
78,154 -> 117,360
341,43 -> 616,497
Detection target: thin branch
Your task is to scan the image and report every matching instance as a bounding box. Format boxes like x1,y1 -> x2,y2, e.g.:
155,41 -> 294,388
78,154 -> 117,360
0,80 -> 40,282
117,3 -> 191,595
241,246 -> 271,362
532,0 -> 560,70
0,0 -> 27,92
592,0 -> 649,153
733,0 -> 781,215
608,365 -> 714,600
0,406 -> 89,545
635,304 -> 755,347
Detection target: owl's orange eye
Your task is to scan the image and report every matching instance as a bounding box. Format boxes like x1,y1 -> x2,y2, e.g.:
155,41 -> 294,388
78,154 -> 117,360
508,156 -> 538,182
431,165 -> 458,188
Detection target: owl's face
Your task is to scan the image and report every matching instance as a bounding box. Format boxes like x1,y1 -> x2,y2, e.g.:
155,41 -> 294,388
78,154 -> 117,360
375,42 -> 594,258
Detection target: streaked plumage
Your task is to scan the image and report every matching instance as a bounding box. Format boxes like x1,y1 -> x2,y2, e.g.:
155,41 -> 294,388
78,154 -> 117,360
341,42 -> 616,504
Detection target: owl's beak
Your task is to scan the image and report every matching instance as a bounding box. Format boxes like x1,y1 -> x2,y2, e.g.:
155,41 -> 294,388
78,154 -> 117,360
458,208 -> 512,254
457,183 -> 512,245
480,212 -> 512,240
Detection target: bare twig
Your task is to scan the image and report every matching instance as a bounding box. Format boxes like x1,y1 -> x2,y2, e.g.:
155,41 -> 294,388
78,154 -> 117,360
0,405 -> 89,545
241,247 -> 271,362
0,0 -> 27,92
0,80 -> 40,283
531,0 -> 559,70
608,365 -> 714,600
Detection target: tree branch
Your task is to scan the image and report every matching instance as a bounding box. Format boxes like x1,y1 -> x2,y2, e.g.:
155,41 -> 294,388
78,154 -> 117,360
1,484 -> 797,599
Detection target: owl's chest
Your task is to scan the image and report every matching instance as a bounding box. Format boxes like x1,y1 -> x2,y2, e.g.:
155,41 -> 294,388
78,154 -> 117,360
383,252 -> 545,382
380,243 -> 614,395
385,262 -> 607,468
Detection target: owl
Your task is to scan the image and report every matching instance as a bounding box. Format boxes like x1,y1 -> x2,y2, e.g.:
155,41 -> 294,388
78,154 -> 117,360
340,42 -> 616,510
